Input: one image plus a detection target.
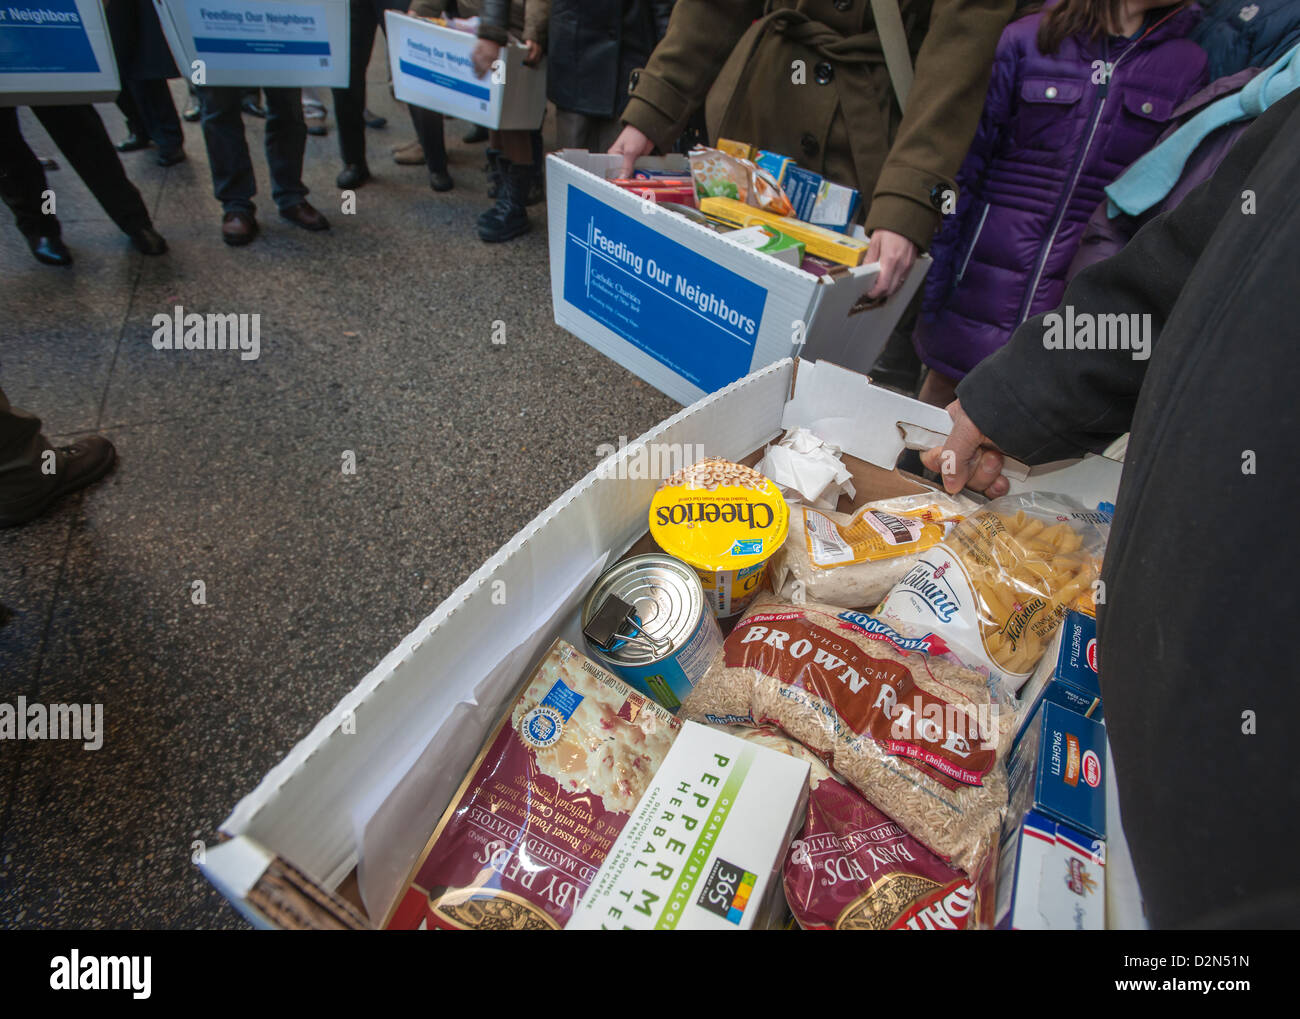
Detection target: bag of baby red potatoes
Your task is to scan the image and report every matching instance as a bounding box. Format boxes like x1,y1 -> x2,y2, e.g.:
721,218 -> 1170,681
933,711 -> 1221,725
681,492 -> 1108,924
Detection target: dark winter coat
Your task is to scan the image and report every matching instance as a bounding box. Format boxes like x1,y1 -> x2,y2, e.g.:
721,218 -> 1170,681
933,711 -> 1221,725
1193,0 -> 1300,78
105,0 -> 180,81
913,6 -> 1207,380
956,87 -> 1300,928
547,0 -> 673,118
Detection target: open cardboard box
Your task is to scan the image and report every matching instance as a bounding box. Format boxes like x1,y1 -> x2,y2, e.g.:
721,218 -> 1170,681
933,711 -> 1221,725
0,0 -> 121,106
200,359 -> 1145,930
386,12 -> 546,130
547,151 -> 930,406
153,0 -> 350,88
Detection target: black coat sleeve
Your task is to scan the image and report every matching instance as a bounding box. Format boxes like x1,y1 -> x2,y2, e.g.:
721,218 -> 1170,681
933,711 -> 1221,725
955,95 -> 1287,463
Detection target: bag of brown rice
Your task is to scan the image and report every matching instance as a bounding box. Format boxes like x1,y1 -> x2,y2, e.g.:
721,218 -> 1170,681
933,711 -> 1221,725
770,492 -> 977,610
680,597 -> 1015,874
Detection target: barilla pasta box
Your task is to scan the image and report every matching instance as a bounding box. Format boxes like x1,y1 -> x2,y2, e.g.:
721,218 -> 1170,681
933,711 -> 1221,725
384,639 -> 680,930
567,721 -> 809,930
996,810 -> 1106,930
1014,610 -> 1103,747
1008,700 -> 1106,840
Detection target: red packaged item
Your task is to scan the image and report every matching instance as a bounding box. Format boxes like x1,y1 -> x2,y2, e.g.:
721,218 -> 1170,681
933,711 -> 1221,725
385,639 -> 680,930
741,726 -> 995,930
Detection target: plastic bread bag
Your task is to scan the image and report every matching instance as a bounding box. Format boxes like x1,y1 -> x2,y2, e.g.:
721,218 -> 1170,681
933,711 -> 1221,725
770,492 -> 979,611
735,725 -> 997,929
680,596 -> 1015,875
875,493 -> 1111,694
689,146 -> 794,216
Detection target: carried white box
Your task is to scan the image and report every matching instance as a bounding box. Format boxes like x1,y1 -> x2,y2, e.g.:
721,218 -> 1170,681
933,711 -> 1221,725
0,0 -> 120,106
154,0 -> 349,89
385,12 -> 545,130
547,150 -> 930,406
199,358 -> 1143,931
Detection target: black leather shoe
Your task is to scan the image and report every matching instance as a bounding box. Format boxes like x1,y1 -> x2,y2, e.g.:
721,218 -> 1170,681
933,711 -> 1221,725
156,149 -> 186,167
280,202 -> 330,232
363,108 -> 387,129
128,227 -> 168,256
0,436 -> 117,528
477,164 -> 531,243
25,234 -> 72,266
116,133 -> 150,152
428,168 -> 453,192
463,123 -> 488,144
38,156 -> 59,170
181,100 -> 201,122
241,98 -> 267,118
336,163 -> 371,189
306,121 -> 328,136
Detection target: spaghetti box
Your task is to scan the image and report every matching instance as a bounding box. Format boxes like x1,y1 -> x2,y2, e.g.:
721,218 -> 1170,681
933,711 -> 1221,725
995,810 -> 1106,930
1008,700 -> 1107,840
1014,611 -> 1103,745
566,721 -> 809,930
783,165 -> 861,233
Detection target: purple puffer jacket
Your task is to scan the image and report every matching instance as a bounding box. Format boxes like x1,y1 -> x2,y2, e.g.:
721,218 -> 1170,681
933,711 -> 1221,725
913,5 -> 1208,380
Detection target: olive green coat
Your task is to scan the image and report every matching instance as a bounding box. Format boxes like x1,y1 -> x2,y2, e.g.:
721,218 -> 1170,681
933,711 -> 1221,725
621,0 -> 1015,248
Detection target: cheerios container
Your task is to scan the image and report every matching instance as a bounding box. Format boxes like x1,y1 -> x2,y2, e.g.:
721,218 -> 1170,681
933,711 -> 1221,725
648,457 -> 790,618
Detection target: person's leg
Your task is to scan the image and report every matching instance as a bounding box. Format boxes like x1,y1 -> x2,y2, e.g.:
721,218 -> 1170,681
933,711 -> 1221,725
0,108 -> 57,238
408,106 -> 450,189
200,86 -> 257,215
553,109 -> 590,151
917,367 -> 959,408
114,87 -> 150,150
129,77 -> 185,159
479,129 -> 532,242
332,0 -> 377,171
0,386 -> 116,528
31,105 -> 155,237
262,87 -> 312,212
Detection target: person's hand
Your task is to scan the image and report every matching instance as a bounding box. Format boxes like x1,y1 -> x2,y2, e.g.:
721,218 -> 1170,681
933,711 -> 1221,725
920,399 -> 1011,497
471,39 -> 501,78
608,124 -> 655,175
522,39 -> 543,66
866,229 -> 918,299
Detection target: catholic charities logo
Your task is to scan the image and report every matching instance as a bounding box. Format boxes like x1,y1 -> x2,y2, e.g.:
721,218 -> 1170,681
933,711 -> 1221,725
50,951 -> 150,999
1042,305 -> 1151,361
152,304 -> 260,361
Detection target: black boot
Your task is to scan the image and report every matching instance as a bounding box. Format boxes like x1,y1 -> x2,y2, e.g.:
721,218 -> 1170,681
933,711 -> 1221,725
485,148 -> 504,199
477,163 -> 531,243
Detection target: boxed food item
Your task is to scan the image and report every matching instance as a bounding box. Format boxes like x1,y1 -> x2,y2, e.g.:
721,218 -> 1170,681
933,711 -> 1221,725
155,0 -> 351,89
783,165 -> 862,233
689,146 -> 793,215
1007,699 -> 1106,841
716,137 -> 757,160
1014,610 -> 1103,746
725,225 -> 805,266
385,11 -> 545,129
742,727 -> 992,930
754,150 -> 796,186
198,358 -> 1136,929
700,196 -> 871,266
384,639 -> 679,929
566,721 -> 809,930
0,0 -> 121,105
996,810 -> 1106,930
547,152 -> 929,404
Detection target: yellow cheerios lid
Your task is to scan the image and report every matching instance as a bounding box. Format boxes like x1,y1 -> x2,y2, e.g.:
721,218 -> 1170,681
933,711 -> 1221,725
648,458 -> 790,572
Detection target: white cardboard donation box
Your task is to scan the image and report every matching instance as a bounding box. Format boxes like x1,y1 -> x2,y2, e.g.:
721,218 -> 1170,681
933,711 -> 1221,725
0,0 -> 120,106
154,0 -> 349,88
385,12 -> 546,130
547,150 -> 930,406
199,357 -> 1144,932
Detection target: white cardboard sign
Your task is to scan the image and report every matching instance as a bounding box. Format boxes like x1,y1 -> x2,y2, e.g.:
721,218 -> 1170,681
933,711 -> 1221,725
0,0 -> 121,106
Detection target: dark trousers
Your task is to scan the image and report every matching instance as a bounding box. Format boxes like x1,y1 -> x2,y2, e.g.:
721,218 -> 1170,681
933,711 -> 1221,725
332,0 -> 444,169
198,86 -> 308,214
116,77 -> 185,154
0,385 -> 53,514
0,105 -> 153,238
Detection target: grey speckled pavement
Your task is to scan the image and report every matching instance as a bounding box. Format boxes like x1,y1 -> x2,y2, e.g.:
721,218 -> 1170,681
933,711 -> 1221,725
0,48 -> 677,930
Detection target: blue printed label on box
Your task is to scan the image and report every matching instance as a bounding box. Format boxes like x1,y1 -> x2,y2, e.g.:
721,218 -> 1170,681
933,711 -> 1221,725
0,0 -> 100,75
1010,700 -> 1107,839
563,185 -> 768,393
1058,610 -> 1100,696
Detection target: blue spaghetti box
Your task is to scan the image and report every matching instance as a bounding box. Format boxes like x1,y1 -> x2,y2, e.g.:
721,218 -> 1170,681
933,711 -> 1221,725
1014,611 -> 1103,748
1007,700 -> 1107,841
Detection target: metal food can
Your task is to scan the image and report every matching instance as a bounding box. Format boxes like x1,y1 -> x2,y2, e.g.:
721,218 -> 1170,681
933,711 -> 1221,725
581,554 -> 723,713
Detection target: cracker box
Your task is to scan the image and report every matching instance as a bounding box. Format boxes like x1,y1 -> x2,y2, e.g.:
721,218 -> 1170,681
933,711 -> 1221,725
996,809 -> 1106,930
567,721 -> 809,930
1008,700 -> 1107,840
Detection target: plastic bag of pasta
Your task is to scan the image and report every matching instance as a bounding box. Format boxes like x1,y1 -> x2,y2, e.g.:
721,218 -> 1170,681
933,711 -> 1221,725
875,493 -> 1110,693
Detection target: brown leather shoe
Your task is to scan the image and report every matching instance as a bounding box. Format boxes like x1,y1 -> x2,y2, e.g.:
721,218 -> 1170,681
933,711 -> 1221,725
392,140 -> 425,165
0,436 -> 117,528
279,201 -> 330,232
221,210 -> 258,246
